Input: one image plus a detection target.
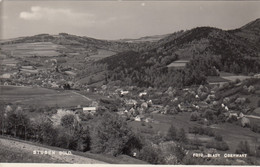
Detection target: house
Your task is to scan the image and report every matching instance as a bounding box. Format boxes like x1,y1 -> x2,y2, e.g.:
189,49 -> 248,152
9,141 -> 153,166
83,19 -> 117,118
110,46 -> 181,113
139,92 -> 147,97
125,99 -> 137,106
134,115 -> 144,121
145,117 -> 153,123
239,112 -> 244,118
21,66 -> 35,70
225,106 -> 229,111
178,103 -> 193,112
120,90 -> 129,96
241,117 -> 250,127
167,60 -> 189,69
229,112 -> 238,118
83,107 -> 96,115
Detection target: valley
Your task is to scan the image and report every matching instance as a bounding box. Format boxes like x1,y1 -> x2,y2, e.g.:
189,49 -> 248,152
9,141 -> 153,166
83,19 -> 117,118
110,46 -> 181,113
0,18 -> 260,165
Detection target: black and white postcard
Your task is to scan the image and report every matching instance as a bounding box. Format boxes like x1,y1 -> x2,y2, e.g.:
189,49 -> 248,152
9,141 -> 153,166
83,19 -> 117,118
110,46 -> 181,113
0,0 -> 260,165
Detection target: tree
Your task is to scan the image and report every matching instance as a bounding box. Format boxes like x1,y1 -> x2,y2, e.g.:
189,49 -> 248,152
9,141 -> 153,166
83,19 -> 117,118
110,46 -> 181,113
190,112 -> 199,121
34,118 -> 57,146
63,83 -> 71,90
177,128 -> 188,143
5,108 -> 30,139
0,102 -> 6,135
174,144 -> 186,163
138,144 -> 165,164
166,125 -> 178,141
61,114 -> 75,129
91,112 -> 136,156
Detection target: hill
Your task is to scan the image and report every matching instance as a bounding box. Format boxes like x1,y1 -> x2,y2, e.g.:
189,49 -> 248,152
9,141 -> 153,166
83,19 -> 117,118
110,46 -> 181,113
117,34 -> 170,43
0,33 -> 149,56
96,19 -> 260,87
229,18 -> 260,51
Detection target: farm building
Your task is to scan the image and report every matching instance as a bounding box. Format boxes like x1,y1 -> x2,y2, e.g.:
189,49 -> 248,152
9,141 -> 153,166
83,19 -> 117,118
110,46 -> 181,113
83,107 -> 96,115
134,115 -> 144,122
125,99 -> 137,106
64,71 -> 77,76
120,90 -> 129,96
21,66 -> 35,70
167,60 -> 189,69
139,92 -> 147,97
0,73 -> 11,79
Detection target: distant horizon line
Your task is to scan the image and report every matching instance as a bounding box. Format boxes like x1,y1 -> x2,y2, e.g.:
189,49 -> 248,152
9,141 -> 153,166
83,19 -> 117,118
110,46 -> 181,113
1,17 -> 259,41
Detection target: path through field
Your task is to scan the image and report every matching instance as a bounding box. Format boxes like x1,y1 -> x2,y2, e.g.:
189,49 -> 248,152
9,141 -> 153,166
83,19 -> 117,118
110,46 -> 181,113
0,138 -> 107,164
245,115 -> 260,119
71,91 -> 91,101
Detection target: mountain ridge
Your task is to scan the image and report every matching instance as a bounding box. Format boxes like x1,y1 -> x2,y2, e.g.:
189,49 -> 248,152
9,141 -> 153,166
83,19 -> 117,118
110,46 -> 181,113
1,18 -> 260,87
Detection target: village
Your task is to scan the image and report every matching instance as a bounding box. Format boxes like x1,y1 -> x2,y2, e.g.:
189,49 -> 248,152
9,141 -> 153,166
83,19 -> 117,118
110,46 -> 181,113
1,54 -> 259,129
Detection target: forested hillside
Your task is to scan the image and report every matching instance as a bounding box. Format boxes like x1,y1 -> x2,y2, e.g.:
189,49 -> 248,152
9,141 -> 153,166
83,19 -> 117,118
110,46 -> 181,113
95,19 -> 260,88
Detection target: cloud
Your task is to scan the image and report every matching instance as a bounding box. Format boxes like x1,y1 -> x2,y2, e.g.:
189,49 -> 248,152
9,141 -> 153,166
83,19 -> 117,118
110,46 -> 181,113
19,6 -> 116,27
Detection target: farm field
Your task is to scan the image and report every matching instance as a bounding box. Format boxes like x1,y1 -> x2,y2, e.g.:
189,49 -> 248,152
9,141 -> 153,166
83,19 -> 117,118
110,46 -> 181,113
207,76 -> 229,83
0,85 -> 92,107
0,42 -> 65,57
167,60 -> 189,68
130,112 -> 260,155
89,49 -> 116,60
0,136 -> 105,163
210,123 -> 260,153
219,72 -> 252,82
0,141 -> 63,163
129,112 -> 202,137
0,58 -> 18,66
0,135 -> 147,164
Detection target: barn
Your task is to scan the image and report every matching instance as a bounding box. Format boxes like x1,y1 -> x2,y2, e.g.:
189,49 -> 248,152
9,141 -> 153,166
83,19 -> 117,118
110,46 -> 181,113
83,107 -> 97,115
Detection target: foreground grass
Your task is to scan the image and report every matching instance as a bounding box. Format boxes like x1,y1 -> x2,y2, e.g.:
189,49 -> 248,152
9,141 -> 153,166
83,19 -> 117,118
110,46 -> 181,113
0,136 -> 147,164
0,143 -> 63,163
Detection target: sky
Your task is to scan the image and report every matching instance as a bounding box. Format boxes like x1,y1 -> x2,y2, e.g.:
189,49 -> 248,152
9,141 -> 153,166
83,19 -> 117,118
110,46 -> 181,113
1,1 -> 260,40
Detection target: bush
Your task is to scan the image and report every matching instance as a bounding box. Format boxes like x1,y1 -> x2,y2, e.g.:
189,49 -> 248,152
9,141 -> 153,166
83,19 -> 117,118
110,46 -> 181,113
189,126 -> 215,137
174,144 -> 186,163
166,125 -> 178,141
204,109 -> 214,121
61,114 -> 75,128
78,112 -> 93,121
235,141 -> 250,154
204,127 -> 215,137
214,134 -> 223,141
56,130 -> 76,150
189,126 -> 200,135
227,115 -> 238,123
190,112 -> 199,121
250,123 -> 260,133
206,140 -> 229,151
248,85 -> 255,93
138,145 -> 165,164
